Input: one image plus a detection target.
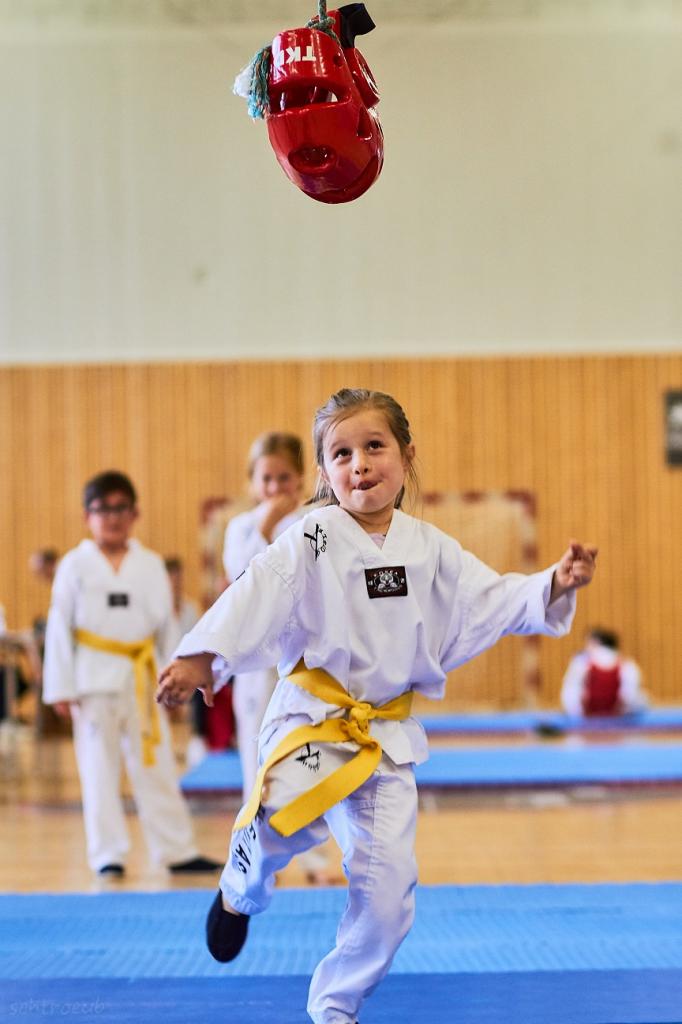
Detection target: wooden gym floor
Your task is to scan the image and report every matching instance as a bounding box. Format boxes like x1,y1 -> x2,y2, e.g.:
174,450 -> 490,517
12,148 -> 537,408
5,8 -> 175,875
2,720 -> 682,894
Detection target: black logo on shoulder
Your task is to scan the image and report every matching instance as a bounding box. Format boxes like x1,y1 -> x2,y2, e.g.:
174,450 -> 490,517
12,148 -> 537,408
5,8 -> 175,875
108,593 -> 129,607
304,524 -> 327,561
365,566 -> 408,599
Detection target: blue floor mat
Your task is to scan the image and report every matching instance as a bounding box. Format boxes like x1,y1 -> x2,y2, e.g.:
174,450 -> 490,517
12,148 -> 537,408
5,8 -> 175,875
421,707 -> 682,735
2,885 -> 682,1023
182,748 -> 243,792
180,742 -> 682,793
3,884 -> 681,978
3,971 -> 682,1023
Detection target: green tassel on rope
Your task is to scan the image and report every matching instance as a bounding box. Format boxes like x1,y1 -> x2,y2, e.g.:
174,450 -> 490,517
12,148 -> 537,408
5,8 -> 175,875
247,46 -> 273,120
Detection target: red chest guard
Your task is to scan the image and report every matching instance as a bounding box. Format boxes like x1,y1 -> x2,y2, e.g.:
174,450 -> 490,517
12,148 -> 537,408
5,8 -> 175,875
582,661 -> 622,715
265,5 -> 383,204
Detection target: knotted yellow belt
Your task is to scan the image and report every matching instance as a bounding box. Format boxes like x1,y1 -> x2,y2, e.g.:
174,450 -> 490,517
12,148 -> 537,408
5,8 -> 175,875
234,660 -> 413,838
74,629 -> 161,767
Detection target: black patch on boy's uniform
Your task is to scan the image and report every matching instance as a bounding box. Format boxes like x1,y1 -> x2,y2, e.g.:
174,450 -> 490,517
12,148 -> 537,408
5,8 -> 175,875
364,566 -> 408,599
108,593 -> 129,607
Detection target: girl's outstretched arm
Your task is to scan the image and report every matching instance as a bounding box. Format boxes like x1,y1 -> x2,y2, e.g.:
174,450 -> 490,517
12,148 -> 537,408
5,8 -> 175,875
156,652 -> 215,708
550,540 -> 598,604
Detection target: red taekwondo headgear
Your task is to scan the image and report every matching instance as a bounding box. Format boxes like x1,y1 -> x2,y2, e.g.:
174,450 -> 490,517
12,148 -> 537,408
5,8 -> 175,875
235,4 -> 383,204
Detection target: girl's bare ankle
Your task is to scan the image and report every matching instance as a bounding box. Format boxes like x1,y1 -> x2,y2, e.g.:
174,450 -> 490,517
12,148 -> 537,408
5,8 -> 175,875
221,894 -> 240,915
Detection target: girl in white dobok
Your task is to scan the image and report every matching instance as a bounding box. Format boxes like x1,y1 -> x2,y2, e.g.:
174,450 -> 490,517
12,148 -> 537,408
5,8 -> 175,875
157,388 -> 598,1024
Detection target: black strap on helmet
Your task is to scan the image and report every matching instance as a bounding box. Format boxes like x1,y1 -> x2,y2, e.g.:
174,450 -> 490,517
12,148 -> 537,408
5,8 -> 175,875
338,4 -> 376,48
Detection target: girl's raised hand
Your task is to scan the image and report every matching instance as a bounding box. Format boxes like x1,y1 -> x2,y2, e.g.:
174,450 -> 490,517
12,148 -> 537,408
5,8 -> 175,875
551,540 -> 598,601
156,653 -> 215,709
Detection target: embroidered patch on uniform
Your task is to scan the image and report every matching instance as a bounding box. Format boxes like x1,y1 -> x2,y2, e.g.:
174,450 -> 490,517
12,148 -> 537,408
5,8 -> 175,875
295,743 -> 321,773
304,523 -> 327,561
364,566 -> 408,599
108,593 -> 129,607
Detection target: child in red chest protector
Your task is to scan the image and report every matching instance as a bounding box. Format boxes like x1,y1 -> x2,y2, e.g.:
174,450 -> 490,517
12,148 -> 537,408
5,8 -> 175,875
561,627 -> 648,717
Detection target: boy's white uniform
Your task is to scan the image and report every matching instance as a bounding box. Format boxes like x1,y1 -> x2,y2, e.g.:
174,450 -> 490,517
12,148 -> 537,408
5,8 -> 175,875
223,507 -> 301,799
43,538 -> 199,872
178,506 -> 577,1024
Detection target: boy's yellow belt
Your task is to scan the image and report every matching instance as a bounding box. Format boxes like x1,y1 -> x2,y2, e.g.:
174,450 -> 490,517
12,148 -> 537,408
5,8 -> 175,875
234,660 -> 413,837
73,629 -> 161,766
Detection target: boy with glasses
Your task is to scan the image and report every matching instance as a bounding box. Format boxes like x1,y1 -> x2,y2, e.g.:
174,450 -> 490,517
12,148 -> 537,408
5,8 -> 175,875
43,470 -> 219,878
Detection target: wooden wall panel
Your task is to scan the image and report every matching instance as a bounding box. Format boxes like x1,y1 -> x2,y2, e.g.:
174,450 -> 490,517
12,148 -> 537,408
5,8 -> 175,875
1,354 -> 681,706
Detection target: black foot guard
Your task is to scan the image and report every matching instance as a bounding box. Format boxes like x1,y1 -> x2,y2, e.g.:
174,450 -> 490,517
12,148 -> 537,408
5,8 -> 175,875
206,889 -> 250,963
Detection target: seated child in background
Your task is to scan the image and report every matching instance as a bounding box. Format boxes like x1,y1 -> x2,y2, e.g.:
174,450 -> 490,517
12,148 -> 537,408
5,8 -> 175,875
28,548 -> 64,735
561,627 -> 647,716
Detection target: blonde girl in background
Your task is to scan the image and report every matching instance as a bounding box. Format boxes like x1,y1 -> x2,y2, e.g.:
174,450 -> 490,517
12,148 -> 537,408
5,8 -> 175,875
223,431 -> 331,883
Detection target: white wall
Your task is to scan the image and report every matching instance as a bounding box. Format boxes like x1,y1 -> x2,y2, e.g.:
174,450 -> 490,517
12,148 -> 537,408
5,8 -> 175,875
1,9 -> 681,363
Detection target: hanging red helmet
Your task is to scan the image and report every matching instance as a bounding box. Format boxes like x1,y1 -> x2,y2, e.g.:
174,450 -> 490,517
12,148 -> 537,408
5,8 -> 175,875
265,5 -> 383,204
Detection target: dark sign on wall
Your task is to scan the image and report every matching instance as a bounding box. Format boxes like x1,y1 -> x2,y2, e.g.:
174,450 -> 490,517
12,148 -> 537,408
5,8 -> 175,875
665,391 -> 682,466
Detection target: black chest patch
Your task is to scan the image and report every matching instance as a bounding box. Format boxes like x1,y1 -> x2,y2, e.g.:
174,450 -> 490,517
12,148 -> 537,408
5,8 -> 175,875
108,593 -> 129,607
364,566 -> 408,599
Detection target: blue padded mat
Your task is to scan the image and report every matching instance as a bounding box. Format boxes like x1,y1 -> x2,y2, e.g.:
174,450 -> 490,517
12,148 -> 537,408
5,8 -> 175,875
180,741 -> 682,793
421,708 -> 682,735
3,972 -> 682,1023
2,884 -> 682,978
2,885 -> 682,1023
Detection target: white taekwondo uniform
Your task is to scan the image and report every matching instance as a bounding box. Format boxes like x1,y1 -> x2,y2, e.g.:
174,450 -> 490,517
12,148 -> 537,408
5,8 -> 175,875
43,539 -> 199,872
223,506 -> 301,799
177,505 -> 577,1024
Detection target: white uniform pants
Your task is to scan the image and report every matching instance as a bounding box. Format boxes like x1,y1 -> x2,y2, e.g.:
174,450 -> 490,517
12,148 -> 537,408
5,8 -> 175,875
232,669 -> 278,802
234,670 -> 329,879
71,690 -> 199,871
221,738 -> 418,1024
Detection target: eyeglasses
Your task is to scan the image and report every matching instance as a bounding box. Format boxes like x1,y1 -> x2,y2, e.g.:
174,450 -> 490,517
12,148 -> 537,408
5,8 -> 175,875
86,503 -> 134,517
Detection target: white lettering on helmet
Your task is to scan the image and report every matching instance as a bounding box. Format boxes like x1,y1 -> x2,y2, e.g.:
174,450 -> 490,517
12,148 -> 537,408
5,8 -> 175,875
275,44 -> 317,67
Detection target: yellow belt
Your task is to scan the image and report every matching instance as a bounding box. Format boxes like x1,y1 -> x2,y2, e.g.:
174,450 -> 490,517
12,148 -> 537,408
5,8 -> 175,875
74,629 -> 161,767
234,660 -> 413,837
